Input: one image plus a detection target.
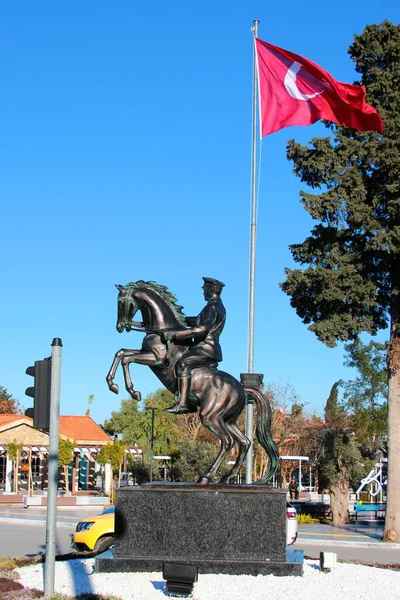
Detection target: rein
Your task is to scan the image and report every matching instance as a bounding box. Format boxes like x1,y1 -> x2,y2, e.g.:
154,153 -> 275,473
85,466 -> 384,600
126,321 -> 173,338
126,320 -> 173,366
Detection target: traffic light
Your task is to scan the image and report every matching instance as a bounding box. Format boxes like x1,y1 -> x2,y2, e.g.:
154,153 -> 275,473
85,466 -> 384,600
25,357 -> 52,431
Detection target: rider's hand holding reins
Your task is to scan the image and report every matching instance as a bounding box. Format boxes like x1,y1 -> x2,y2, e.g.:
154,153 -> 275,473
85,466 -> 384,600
160,330 -> 176,344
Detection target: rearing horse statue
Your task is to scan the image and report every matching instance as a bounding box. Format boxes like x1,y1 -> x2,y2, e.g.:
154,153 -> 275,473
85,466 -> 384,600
106,280 -> 279,485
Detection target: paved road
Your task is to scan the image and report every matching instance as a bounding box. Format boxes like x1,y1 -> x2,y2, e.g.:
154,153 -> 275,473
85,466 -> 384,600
0,506 -> 99,525
0,520 -> 73,557
1,507 -> 399,565
0,506 -> 100,558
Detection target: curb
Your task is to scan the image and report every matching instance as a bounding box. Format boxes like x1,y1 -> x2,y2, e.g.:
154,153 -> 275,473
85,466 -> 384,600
0,517 -> 76,528
298,537 -> 399,549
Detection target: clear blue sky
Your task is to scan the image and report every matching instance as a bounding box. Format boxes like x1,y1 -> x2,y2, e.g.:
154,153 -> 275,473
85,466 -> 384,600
1,2 -> 397,425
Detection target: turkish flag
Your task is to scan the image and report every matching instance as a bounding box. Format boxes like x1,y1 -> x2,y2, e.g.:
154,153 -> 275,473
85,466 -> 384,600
255,38 -> 384,137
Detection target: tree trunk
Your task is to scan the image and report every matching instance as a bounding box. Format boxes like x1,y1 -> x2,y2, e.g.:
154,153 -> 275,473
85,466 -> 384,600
27,450 -> 32,497
329,480 -> 350,525
64,465 -> 70,496
14,450 -> 19,494
384,303 -> 400,542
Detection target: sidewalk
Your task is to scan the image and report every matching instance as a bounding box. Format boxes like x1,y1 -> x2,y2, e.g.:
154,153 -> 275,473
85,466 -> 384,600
0,491 -> 109,507
298,522 -> 400,549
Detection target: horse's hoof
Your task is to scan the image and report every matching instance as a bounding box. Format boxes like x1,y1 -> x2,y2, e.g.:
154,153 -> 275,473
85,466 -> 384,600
218,475 -> 230,484
109,383 -> 119,394
132,391 -> 141,401
196,476 -> 209,486
164,403 -> 190,414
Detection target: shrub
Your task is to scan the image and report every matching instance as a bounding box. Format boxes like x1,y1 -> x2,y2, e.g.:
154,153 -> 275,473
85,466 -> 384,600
0,568 -> 20,580
13,556 -> 43,568
0,577 -> 24,592
0,558 -> 18,570
3,589 -> 44,600
3,591 -> 42,600
296,513 -> 320,524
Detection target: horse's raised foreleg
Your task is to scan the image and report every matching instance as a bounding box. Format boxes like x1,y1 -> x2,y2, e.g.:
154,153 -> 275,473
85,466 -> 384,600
197,411 -> 234,485
218,423 -> 250,484
121,351 -> 158,399
106,348 -> 135,394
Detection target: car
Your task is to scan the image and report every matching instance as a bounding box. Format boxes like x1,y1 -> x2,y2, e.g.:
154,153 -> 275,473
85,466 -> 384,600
286,503 -> 298,545
73,503 -> 298,553
73,506 -> 115,553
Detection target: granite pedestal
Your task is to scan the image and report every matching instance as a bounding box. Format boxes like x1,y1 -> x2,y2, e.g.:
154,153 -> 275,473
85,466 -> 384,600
95,483 -> 303,576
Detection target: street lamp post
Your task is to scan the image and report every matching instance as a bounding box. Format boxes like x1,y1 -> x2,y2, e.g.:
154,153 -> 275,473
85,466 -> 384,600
145,407 -> 157,482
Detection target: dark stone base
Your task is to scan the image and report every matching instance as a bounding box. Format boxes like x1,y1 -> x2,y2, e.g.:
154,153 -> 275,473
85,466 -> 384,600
96,549 -> 304,576
95,483 -> 303,576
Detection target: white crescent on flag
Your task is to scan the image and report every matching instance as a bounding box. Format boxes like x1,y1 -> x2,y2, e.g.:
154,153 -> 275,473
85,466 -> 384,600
284,62 -> 325,101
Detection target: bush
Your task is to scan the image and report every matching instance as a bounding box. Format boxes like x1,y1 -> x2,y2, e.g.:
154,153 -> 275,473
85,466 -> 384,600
13,556 -> 43,568
0,558 -> 18,570
0,577 -> 24,592
3,591 -> 43,600
47,595 -> 121,600
169,440 -> 221,482
296,513 -> 320,524
0,569 -> 20,581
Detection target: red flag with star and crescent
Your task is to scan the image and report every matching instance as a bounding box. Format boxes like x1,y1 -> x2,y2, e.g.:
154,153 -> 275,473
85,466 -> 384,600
255,38 -> 384,137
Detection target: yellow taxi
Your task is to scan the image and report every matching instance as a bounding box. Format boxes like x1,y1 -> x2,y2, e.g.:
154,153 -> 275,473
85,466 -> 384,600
73,506 -> 115,553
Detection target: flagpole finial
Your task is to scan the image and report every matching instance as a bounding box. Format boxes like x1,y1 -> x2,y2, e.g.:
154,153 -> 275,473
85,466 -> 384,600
251,19 -> 259,37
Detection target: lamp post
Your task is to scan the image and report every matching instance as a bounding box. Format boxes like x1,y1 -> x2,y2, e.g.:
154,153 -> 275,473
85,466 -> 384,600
145,407 -> 157,482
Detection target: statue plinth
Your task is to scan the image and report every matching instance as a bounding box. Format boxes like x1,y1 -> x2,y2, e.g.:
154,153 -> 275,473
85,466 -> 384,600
95,484 -> 303,576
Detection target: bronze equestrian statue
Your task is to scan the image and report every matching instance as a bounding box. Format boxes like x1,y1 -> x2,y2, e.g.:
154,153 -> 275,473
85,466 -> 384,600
164,277 -> 226,414
106,278 -> 279,485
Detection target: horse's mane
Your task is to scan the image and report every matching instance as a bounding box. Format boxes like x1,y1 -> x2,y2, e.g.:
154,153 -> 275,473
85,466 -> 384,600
126,280 -> 187,327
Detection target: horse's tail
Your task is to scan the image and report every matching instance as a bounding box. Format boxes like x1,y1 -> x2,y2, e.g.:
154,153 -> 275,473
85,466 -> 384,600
244,387 -> 280,484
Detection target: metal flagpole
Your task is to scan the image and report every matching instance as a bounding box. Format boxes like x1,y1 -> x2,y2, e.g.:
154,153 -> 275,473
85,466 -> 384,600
245,19 -> 260,484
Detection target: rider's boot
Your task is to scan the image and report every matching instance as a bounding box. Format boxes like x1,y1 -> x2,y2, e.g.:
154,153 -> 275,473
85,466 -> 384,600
165,375 -> 196,414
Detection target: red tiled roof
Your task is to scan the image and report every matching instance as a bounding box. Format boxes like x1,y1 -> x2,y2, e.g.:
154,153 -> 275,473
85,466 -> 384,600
0,414 -> 110,444
59,416 -> 110,443
0,414 -> 31,426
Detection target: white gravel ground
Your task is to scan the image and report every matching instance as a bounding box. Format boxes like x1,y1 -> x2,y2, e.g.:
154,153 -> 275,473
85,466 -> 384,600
16,558 -> 400,600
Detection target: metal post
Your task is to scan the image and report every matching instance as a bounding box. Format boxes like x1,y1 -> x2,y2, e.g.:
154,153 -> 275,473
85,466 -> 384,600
299,459 -> 302,493
44,338 -> 62,597
245,19 -> 259,484
145,407 -> 156,482
150,409 -> 155,482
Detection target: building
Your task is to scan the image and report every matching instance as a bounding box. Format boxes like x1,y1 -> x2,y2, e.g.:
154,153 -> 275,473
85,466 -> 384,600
0,414 -> 142,494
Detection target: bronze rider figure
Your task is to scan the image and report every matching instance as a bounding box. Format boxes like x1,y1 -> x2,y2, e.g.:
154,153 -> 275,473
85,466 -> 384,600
164,277 -> 226,414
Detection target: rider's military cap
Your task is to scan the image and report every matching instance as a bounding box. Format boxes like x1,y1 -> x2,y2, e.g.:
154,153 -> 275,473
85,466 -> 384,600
202,277 -> 225,291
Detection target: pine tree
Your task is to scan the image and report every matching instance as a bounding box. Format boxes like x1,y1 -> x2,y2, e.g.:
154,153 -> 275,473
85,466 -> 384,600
280,21 -> 400,541
343,339 -> 388,454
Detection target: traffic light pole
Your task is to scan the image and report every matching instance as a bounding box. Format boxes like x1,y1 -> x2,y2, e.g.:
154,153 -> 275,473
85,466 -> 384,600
44,338 -> 62,598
